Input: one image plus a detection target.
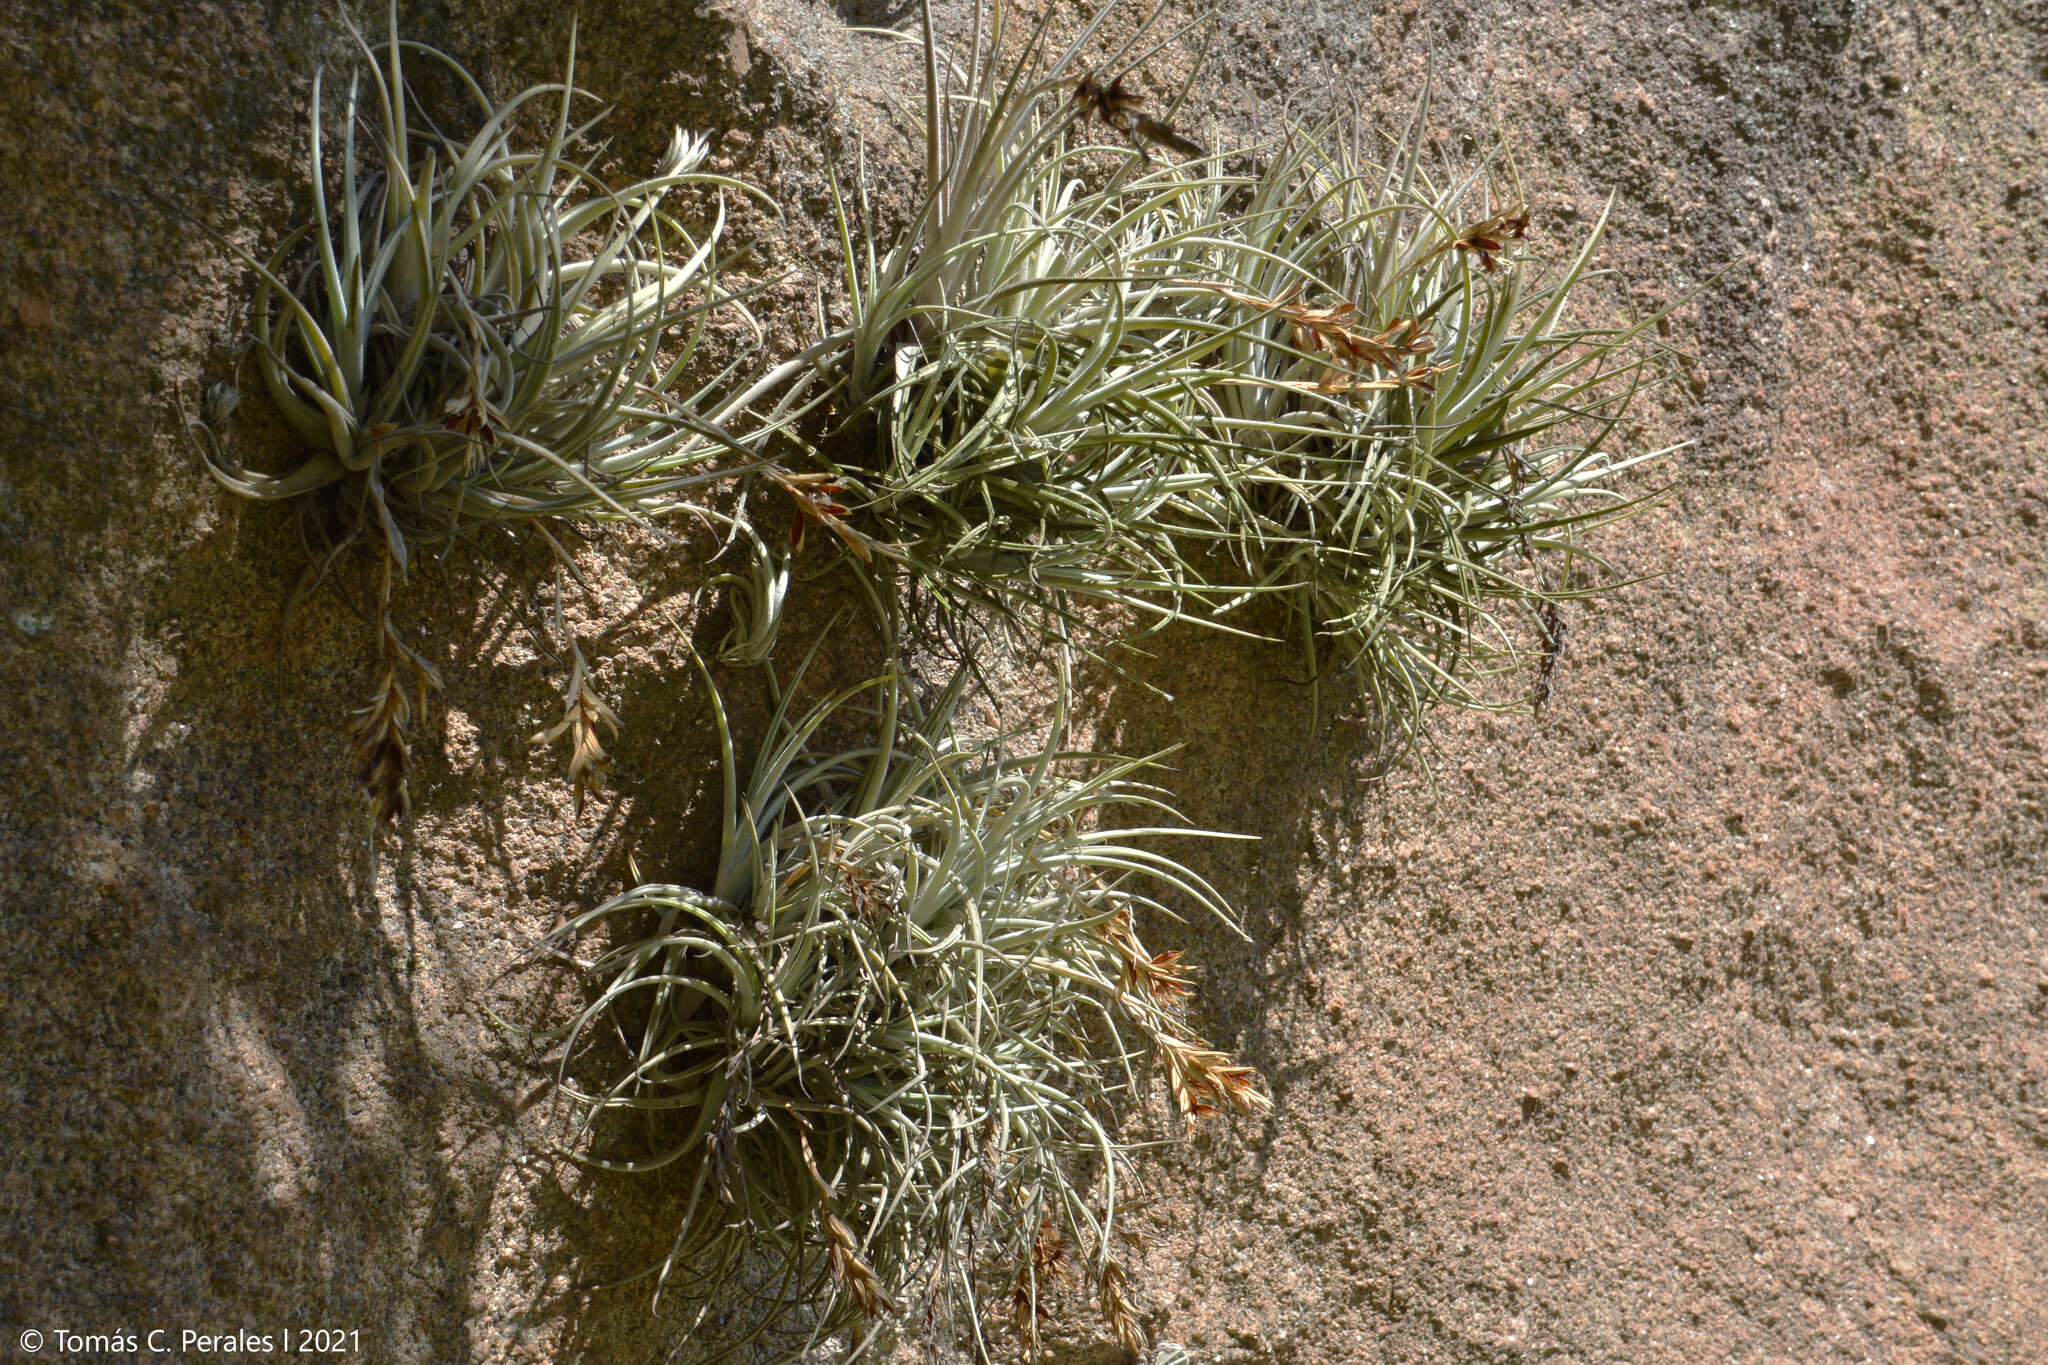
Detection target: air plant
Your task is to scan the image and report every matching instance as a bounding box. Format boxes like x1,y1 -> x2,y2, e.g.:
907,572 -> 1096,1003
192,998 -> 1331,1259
759,1 -> 1680,760
703,519 -> 793,667
191,1 -> 782,819
537,646 -> 1267,1357
775,0 -> 1266,648
1164,104 -> 1684,749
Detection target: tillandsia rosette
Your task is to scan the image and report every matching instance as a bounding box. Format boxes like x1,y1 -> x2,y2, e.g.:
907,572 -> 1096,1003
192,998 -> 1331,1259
741,1 -> 1681,761
188,2 -> 790,820
775,0 -> 1258,646
1174,109 -> 1685,748
538,652 -> 1269,1358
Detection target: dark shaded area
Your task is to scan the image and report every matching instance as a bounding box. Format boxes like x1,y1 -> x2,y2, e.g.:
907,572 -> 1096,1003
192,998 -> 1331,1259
0,2 -> 850,1360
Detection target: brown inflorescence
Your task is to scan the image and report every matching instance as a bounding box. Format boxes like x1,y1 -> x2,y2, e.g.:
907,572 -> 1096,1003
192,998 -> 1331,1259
350,659 -> 414,825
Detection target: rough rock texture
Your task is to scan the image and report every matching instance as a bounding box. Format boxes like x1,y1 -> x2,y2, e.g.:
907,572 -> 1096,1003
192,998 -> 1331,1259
2,1 -> 2043,1363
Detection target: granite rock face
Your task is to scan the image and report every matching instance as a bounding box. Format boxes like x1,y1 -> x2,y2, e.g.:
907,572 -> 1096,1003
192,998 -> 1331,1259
3,1 -> 2044,1362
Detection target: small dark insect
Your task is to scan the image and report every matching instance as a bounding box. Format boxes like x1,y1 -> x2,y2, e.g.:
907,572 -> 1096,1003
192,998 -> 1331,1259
1072,71 -> 1205,160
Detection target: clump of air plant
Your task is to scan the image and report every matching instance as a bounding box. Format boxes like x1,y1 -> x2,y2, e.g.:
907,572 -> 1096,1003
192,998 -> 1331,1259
535,650 -> 1267,1357
749,0 -> 1258,651
705,520 -> 794,667
188,1 -> 782,820
740,1 -> 1681,763
1167,102 -> 1687,752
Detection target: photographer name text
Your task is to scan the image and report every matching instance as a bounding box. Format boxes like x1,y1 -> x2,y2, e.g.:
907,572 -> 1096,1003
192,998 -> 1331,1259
17,1327 -> 360,1356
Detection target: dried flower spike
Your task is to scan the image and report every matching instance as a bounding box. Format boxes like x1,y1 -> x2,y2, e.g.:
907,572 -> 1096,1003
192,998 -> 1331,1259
1098,910 -> 1197,1013
531,640 -> 620,816
795,1120 -> 896,1319
822,1208 -> 895,1319
769,467 -> 903,563
1012,1218 -> 1068,1354
1452,206 -> 1533,271
542,661 -> 1254,1349
1073,70 -> 1205,159
1190,281 -> 1454,393
351,659 -> 414,824
1098,1258 -> 1146,1358
1157,1031 -> 1273,1124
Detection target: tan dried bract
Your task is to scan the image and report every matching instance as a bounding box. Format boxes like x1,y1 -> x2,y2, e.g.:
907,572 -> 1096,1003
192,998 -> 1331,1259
1157,1032 -> 1274,1123
1451,207 -> 1533,272
1011,1218 -> 1068,1355
1192,281 -> 1453,393
442,317 -> 508,463
1094,909 -> 1271,1124
531,641 -> 619,816
769,467 -> 905,563
822,1208 -> 894,1318
1097,1258 -> 1146,1358
351,659 -> 414,824
1098,910 -> 1193,1014
837,859 -> 897,921
795,1120 -> 896,1319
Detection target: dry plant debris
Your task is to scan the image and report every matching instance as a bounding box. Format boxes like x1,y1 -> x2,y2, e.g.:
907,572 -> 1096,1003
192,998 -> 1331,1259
529,638 -> 619,817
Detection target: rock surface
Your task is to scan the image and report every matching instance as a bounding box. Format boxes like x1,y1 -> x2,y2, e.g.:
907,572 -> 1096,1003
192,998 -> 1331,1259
2,0 -> 2043,1362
